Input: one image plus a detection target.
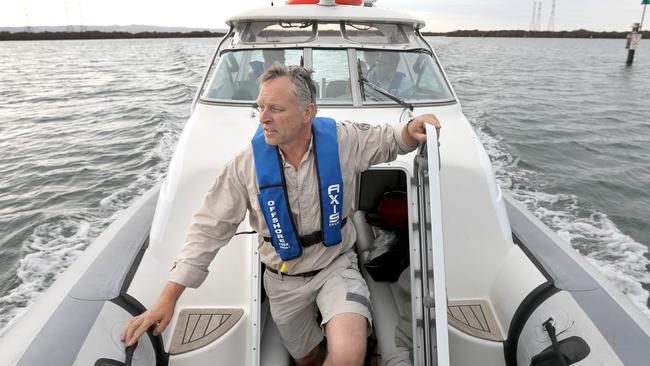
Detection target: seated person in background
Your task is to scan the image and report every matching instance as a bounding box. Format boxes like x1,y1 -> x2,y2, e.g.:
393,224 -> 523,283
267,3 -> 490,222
367,52 -> 413,96
359,50 -> 379,76
249,49 -> 286,79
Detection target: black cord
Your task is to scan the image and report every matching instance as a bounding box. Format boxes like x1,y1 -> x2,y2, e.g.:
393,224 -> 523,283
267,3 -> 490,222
125,342 -> 137,366
235,230 -> 257,236
543,318 -> 569,366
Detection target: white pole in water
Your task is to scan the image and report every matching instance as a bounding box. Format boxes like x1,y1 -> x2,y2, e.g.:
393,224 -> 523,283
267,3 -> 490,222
627,1 -> 648,65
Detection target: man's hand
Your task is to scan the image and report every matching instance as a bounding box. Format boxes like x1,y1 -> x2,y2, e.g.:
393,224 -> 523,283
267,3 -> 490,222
403,113 -> 441,147
121,282 -> 185,346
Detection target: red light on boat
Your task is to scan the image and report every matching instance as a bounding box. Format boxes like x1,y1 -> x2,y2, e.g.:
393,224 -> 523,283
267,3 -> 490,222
287,0 -> 363,5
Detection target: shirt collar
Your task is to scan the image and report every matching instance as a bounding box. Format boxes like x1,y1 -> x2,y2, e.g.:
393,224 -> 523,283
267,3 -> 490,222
278,137 -> 314,167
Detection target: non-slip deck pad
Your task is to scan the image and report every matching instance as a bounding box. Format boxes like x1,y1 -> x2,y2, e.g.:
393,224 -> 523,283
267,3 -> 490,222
169,308 -> 244,354
447,300 -> 504,342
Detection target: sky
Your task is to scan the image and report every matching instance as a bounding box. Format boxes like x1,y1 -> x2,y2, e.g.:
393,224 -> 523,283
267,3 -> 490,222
2,0 -> 648,32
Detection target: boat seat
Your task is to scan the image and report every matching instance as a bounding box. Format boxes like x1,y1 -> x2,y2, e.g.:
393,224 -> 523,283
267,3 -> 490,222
325,80 -> 349,98
232,80 -> 259,100
352,211 -> 414,366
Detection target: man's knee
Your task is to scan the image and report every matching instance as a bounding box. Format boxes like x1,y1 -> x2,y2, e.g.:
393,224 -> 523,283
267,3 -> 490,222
327,348 -> 365,366
324,313 -> 368,366
294,344 -> 323,366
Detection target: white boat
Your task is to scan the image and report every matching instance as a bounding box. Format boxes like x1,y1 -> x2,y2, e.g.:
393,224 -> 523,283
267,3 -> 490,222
2,1 -> 650,365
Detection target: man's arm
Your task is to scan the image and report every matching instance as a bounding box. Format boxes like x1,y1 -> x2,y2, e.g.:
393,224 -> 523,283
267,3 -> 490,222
402,113 -> 441,147
121,281 -> 185,346
121,155 -> 249,346
169,157 -> 250,288
343,113 -> 441,172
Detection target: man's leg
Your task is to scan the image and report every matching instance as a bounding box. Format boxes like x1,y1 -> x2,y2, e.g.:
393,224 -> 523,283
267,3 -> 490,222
323,312 -> 367,366
295,344 -> 324,366
316,251 -> 372,366
264,270 -> 324,364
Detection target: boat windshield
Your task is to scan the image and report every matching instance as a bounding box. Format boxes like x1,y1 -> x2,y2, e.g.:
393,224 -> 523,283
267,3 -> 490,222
201,48 -> 354,105
201,49 -> 303,102
200,49 -> 453,105
358,50 -> 453,102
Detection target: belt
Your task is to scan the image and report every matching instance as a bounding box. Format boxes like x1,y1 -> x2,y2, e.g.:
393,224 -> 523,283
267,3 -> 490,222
263,218 -> 347,248
266,266 -> 321,277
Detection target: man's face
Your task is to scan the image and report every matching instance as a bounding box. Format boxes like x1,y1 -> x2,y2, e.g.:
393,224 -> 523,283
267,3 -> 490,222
376,55 -> 398,82
256,76 -> 312,146
364,51 -> 379,68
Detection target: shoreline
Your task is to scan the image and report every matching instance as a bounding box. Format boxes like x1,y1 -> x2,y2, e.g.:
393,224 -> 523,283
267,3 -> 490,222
2,29 -> 648,41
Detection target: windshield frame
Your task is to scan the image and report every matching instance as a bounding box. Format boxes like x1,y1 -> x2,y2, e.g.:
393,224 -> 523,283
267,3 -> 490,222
197,47 -> 457,108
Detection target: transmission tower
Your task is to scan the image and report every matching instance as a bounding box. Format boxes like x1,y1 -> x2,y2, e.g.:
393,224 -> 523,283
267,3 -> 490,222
22,0 -> 33,32
536,2 -> 543,31
547,0 -> 556,31
64,0 -> 74,32
530,2 -> 537,31
79,1 -> 87,32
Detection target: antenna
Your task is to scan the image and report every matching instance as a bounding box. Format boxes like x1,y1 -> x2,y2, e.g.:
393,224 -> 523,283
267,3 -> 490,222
530,1 -> 537,31
547,0 -> 556,31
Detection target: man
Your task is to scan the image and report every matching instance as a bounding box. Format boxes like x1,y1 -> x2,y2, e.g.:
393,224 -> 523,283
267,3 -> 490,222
122,64 -> 439,365
359,50 -> 379,76
250,49 -> 286,79
367,51 -> 413,96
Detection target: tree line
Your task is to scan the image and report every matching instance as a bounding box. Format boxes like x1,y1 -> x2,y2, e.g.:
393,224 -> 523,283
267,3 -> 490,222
2,29 -> 649,41
422,29 -> 650,39
0,31 -> 226,41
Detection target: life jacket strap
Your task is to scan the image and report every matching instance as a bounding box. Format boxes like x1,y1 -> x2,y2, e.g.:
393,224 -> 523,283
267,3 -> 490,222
263,218 -> 348,248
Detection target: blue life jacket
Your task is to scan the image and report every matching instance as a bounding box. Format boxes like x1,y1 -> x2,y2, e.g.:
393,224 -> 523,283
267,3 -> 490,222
250,61 -> 264,78
251,117 -> 344,261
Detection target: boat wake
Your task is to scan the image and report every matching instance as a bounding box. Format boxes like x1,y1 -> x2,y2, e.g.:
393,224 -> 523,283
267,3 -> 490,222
0,120 -> 180,335
0,40 -> 210,334
473,118 -> 650,318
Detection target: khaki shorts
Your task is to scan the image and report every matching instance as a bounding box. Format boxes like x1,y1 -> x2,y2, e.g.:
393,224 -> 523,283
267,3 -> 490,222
263,250 -> 372,359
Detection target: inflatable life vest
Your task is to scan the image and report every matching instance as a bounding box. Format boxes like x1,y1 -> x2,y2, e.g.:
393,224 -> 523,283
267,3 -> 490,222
252,117 -> 344,261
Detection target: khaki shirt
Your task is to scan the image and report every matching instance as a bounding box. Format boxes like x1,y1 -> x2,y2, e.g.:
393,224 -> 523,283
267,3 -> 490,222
170,120 -> 416,288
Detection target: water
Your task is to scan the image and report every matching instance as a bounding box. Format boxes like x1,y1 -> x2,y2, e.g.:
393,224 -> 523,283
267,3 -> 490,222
0,37 -> 649,332
432,37 -> 650,315
0,38 -> 214,330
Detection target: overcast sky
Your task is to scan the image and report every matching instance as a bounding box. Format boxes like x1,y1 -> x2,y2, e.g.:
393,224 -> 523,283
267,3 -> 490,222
2,0 -> 647,32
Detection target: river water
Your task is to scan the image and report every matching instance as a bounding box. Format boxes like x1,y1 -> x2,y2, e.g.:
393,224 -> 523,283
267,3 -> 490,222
1,36 -> 649,332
